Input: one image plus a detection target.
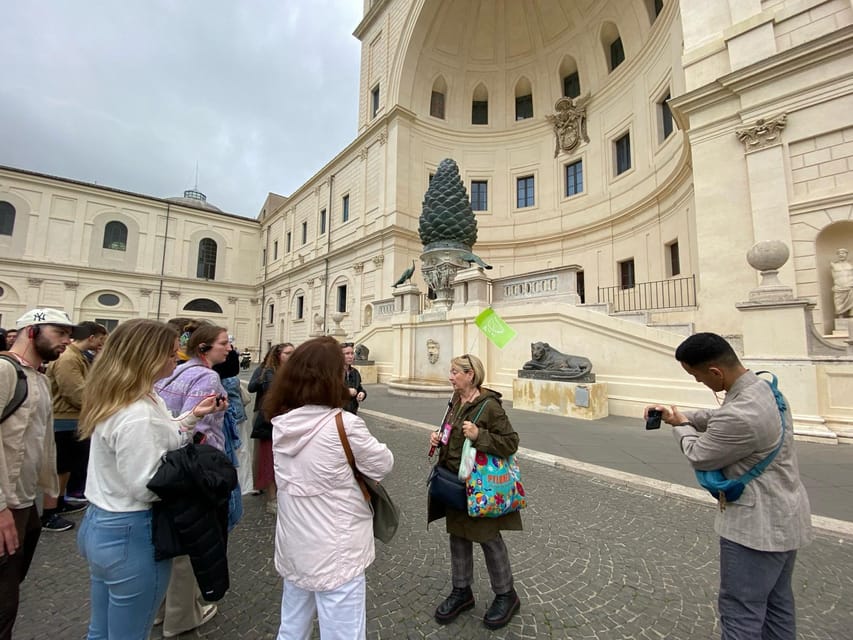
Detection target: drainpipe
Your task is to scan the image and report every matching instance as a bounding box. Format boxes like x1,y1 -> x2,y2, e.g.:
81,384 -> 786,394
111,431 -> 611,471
323,174 -> 334,333
258,224 -> 270,357
155,203 -> 171,320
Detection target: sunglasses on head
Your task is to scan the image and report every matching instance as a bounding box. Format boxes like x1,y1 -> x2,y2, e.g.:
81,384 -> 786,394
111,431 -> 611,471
341,342 -> 354,348
464,354 -> 474,370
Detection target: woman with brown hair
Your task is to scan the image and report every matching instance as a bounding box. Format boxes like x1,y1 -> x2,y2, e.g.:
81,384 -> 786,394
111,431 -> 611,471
427,353 -> 522,630
248,342 -> 294,513
265,336 -> 393,639
153,321 -> 233,638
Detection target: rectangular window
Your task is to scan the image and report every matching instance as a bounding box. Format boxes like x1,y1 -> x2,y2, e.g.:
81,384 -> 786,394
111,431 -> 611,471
515,94 -> 533,121
301,221 -> 308,245
267,303 -> 275,325
273,240 -> 279,260
516,175 -> 535,208
94,318 -> 119,332
286,231 -> 292,252
470,180 -> 488,211
320,208 -> 326,234
565,160 -> 583,196
296,295 -> 304,320
577,270 -> 585,304
472,100 -> 488,125
337,285 -> 347,313
430,91 -> 445,119
659,92 -> 673,140
610,38 -> 625,71
619,258 -> 636,290
615,133 -> 631,175
371,85 -> 380,118
563,72 -> 580,99
342,194 -> 350,222
667,241 -> 681,277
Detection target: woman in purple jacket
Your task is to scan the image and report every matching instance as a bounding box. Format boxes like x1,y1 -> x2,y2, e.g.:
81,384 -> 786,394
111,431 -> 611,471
153,322 -> 232,638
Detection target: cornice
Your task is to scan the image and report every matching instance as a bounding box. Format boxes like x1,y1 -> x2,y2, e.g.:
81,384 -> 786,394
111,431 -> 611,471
789,192 -> 853,215
353,0 -> 389,40
0,257 -> 259,291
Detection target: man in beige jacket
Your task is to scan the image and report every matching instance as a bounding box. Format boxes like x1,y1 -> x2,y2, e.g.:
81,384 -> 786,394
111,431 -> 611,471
650,332 -> 811,640
0,308 -> 79,640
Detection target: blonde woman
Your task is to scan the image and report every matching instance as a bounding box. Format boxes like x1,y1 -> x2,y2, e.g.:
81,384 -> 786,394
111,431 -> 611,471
76,320 -> 223,640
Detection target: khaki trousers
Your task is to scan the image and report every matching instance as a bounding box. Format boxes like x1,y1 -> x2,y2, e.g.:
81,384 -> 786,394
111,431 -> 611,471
158,555 -> 205,636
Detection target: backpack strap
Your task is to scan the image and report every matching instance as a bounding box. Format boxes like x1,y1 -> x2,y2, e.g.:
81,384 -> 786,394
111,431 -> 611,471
0,353 -> 29,424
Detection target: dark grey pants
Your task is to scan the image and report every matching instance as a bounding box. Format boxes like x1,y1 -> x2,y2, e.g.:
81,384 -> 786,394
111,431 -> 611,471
449,533 -> 514,595
718,537 -> 798,640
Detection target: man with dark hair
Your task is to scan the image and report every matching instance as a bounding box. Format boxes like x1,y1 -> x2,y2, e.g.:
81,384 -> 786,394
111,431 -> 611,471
41,321 -> 109,531
648,332 -> 812,639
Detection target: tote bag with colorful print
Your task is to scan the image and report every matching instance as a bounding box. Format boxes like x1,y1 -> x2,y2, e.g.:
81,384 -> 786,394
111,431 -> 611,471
466,451 -> 527,518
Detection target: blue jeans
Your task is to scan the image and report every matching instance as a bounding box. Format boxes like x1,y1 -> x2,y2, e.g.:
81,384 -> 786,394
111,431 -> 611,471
77,505 -> 172,640
719,537 -> 798,640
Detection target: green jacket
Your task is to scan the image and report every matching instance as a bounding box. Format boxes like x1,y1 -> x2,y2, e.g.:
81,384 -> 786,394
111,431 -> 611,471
428,388 -> 523,542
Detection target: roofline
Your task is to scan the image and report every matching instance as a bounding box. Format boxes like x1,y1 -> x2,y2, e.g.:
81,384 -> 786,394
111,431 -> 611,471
0,163 -> 260,225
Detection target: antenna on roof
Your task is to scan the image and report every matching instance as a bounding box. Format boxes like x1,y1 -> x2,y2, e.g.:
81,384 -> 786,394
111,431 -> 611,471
194,161 -> 199,191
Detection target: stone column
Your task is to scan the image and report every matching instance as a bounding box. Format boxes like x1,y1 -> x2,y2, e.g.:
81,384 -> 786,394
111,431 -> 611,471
140,288 -> 154,318
63,281 -> 79,317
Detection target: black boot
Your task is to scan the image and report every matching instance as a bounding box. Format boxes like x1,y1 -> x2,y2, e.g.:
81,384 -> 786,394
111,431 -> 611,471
434,586 -> 475,624
483,589 -> 520,630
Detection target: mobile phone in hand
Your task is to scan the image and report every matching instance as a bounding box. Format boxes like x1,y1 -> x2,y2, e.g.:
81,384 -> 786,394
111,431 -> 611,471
645,409 -> 662,430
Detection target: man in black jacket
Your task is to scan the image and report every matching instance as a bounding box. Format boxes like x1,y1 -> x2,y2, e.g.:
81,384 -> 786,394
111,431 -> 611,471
342,342 -> 366,414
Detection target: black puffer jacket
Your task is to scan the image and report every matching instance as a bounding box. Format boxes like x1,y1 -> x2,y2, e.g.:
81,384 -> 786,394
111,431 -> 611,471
147,443 -> 237,602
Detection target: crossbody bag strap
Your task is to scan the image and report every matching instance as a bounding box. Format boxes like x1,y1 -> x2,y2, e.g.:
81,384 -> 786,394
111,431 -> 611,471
739,371 -> 787,484
335,411 -> 370,502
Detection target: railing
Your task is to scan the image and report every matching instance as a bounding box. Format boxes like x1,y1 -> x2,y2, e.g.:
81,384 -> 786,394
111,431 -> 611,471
597,275 -> 696,312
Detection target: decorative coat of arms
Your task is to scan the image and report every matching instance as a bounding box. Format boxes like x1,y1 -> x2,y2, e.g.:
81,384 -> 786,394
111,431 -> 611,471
546,96 -> 590,158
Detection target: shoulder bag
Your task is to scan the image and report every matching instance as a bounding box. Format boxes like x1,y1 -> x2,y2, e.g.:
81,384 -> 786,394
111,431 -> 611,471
694,371 -> 787,508
335,412 -> 399,543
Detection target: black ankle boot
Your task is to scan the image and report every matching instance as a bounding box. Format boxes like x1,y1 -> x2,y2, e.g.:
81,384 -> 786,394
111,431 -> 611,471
483,589 -> 520,630
434,586 -> 475,624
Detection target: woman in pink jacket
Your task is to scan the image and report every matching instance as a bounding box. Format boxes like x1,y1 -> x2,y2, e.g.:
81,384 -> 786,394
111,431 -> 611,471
265,336 -> 394,640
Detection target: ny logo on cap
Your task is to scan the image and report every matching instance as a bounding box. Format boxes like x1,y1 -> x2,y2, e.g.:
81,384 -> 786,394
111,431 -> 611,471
33,312 -> 46,322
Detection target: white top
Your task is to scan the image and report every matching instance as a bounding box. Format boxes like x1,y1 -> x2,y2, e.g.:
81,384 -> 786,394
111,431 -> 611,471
272,406 -> 394,591
85,394 -> 195,512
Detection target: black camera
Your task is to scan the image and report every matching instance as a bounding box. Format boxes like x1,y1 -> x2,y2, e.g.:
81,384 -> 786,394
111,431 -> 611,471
645,409 -> 662,430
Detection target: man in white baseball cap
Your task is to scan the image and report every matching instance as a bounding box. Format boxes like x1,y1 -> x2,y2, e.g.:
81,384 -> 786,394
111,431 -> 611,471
0,307 -> 81,638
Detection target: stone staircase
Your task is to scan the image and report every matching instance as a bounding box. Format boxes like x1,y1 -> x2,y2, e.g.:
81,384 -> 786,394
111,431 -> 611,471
583,303 -> 694,337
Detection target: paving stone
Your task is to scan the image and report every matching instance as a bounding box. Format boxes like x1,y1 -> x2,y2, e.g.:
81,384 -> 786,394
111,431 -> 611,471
14,415 -> 853,639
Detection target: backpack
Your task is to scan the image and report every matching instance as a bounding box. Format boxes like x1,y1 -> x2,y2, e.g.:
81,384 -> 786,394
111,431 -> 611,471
0,353 -> 28,423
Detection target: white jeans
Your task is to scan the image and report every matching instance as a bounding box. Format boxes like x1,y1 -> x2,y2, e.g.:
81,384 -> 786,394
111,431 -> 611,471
277,573 -> 366,640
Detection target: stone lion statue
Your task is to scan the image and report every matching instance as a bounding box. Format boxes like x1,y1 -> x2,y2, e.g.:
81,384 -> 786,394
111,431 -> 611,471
354,343 -> 370,362
522,342 -> 592,378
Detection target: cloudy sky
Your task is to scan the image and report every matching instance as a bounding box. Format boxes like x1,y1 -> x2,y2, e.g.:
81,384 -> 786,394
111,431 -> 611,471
0,1 -> 363,218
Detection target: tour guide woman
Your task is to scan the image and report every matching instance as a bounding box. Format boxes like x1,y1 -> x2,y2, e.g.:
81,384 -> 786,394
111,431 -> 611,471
428,353 -> 522,630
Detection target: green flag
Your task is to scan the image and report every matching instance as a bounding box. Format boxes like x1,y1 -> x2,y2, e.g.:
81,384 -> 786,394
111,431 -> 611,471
474,307 -> 517,349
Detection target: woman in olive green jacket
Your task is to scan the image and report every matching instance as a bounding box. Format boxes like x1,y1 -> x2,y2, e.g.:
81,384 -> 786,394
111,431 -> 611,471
428,353 -> 522,630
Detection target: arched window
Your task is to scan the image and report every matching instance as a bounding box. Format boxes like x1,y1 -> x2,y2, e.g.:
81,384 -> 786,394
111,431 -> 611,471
197,238 -> 217,279
514,77 -> 533,121
183,298 -> 223,313
559,56 -> 581,98
430,76 -> 447,119
472,83 -> 488,125
0,201 -> 15,236
102,220 -> 128,251
601,22 -> 625,72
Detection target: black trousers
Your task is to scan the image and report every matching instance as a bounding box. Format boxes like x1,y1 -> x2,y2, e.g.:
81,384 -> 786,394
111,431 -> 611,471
0,505 -> 41,640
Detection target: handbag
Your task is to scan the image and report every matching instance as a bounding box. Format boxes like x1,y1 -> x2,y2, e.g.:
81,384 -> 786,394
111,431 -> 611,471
466,452 -> 527,518
694,371 -> 787,507
335,412 -> 399,543
427,464 -> 467,511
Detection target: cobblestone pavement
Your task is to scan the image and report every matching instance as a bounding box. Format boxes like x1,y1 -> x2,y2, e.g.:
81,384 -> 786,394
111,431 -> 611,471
16,416 -> 853,639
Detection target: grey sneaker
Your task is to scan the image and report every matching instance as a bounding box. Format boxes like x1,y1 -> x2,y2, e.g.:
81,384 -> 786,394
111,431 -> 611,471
42,513 -> 74,532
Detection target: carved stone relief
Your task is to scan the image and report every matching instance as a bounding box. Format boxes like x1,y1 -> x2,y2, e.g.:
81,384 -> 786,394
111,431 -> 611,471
546,96 -> 590,157
735,114 -> 787,152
